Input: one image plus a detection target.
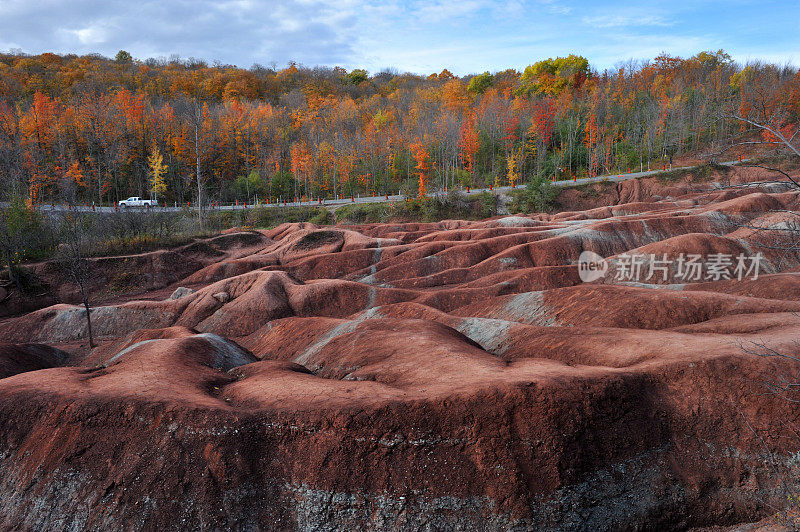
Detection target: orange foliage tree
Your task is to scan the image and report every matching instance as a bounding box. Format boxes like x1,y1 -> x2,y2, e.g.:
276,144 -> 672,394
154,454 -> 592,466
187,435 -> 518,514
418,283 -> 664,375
410,142 -> 431,198
0,50 -> 796,207
459,113 -> 480,175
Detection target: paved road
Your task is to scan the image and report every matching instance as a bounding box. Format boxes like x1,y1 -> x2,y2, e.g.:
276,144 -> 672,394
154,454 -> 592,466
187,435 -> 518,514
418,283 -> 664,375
26,160 -> 744,214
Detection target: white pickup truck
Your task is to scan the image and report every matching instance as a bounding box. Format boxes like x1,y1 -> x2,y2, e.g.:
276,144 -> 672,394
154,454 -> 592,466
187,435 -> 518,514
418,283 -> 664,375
118,197 -> 156,208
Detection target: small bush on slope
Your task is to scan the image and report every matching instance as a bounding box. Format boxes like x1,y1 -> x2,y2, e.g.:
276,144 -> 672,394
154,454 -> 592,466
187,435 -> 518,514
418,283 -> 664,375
508,176 -> 559,214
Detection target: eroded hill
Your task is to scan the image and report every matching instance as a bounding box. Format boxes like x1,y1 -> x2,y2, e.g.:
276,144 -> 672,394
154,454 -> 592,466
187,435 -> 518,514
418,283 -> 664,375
1,173 -> 800,530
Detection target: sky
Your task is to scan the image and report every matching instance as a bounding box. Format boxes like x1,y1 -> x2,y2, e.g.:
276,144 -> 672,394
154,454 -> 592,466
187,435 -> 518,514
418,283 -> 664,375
0,0 -> 798,75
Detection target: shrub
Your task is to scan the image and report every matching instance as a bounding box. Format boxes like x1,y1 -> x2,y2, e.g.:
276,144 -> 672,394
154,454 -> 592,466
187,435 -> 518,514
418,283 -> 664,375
335,203 -> 389,224
509,176 -> 558,213
309,209 -> 334,225
476,192 -> 499,218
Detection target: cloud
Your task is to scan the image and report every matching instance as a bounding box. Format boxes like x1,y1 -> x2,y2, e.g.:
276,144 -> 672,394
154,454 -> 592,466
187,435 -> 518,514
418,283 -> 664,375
581,14 -> 672,28
534,0 -> 572,14
63,25 -> 110,45
0,0 -> 796,75
411,0 -> 488,23
0,0 -> 358,67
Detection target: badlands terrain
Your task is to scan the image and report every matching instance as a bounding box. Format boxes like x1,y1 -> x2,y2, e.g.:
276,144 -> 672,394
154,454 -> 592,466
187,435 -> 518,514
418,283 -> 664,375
1,167 -> 800,530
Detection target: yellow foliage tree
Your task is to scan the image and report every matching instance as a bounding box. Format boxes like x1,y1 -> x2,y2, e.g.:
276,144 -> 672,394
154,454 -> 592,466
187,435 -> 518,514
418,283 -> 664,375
507,146 -> 521,187
148,145 -> 167,202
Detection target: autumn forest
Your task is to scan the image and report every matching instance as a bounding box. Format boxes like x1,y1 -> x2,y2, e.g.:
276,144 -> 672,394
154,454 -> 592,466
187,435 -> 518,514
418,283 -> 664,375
0,49 -> 798,207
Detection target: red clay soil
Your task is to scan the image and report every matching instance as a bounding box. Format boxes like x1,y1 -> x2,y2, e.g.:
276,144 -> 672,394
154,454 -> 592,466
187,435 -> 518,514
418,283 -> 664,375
0,230 -> 270,319
1,170 -> 800,530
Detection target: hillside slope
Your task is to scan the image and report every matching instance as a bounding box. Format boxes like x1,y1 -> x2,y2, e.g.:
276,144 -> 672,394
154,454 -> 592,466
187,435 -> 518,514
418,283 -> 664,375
1,176 -> 800,530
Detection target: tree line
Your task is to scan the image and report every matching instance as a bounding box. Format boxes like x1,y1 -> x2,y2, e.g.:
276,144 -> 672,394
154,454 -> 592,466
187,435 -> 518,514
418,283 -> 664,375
0,49 -> 798,209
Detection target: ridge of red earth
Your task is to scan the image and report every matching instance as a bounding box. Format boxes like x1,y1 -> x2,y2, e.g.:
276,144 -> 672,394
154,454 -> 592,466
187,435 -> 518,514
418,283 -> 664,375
1,166 -> 800,529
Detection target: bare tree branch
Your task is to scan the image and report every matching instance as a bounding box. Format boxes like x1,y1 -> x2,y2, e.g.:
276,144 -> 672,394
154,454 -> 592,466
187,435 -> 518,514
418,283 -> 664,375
724,114 -> 800,159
